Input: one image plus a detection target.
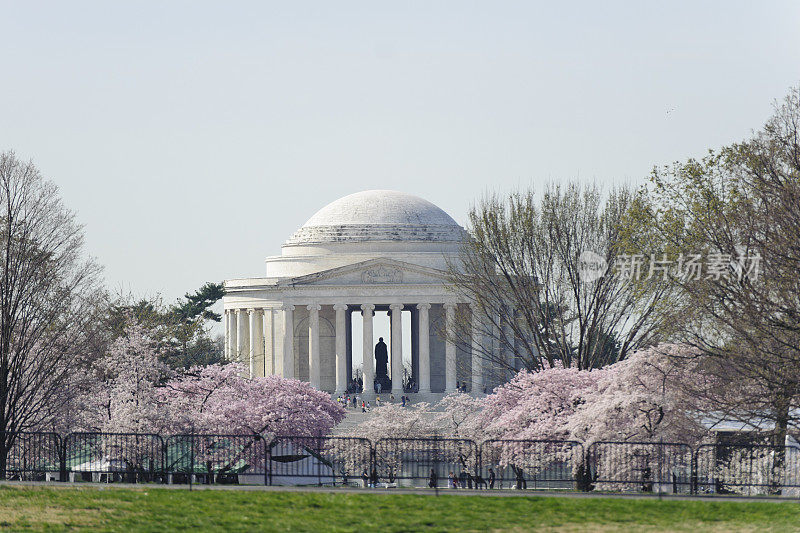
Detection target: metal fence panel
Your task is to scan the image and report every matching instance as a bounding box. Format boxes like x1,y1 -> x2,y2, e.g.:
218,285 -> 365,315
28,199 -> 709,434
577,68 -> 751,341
2,432 -> 62,481
374,437 -> 479,488
587,441 -> 693,493
694,444 -> 800,496
164,434 -> 267,485
11,430 -> 800,497
269,436 -> 372,486
64,433 -> 164,483
480,439 -> 584,490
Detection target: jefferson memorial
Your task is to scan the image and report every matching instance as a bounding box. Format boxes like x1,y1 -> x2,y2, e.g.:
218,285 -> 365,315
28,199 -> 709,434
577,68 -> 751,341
223,190 -> 492,400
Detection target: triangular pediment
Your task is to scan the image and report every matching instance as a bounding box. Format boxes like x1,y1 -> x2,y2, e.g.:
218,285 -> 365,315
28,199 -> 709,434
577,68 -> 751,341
279,258 -> 449,287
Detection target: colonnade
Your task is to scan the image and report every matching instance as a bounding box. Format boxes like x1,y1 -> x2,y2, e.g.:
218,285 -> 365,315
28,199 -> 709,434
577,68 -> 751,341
224,302 -> 487,396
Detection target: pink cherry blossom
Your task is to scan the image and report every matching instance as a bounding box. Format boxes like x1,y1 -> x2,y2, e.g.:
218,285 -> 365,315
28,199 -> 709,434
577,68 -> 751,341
480,364 -> 606,442
158,363 -> 345,437
566,344 -> 708,446
79,321 -> 171,434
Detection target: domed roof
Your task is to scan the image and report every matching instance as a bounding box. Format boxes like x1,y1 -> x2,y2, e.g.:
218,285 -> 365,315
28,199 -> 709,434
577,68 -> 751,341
285,190 -> 465,245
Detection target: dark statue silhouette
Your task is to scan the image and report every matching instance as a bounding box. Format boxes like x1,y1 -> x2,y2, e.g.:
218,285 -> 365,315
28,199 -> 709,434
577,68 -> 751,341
374,337 -> 391,392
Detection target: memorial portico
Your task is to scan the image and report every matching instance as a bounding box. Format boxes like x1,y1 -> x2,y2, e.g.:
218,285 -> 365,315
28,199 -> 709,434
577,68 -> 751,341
223,190 -> 495,400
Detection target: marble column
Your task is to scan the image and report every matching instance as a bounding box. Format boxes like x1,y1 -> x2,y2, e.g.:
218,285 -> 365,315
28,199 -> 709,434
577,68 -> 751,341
334,303 -> 348,395
471,304 -> 483,393
389,303 -> 404,395
443,302 -> 457,393
225,310 -> 233,360
416,303 -> 431,394
281,305 -> 295,379
263,308 -> 273,376
307,304 -> 321,389
361,304 -> 375,394
236,308 -> 249,366
248,308 -> 258,378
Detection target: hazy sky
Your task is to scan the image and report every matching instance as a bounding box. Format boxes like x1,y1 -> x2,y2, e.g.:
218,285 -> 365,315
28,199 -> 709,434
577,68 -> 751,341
1,1 -> 798,311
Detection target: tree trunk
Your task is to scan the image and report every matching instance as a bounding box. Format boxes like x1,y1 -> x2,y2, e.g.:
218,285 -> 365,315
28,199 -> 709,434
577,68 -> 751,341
770,402 -> 790,495
0,439 -> 7,481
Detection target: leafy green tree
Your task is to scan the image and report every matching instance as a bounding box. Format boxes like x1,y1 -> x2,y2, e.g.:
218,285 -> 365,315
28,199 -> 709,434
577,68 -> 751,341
165,282 -> 225,368
106,298 -> 168,340
106,282 -> 226,370
634,86 -> 800,461
170,282 -> 225,323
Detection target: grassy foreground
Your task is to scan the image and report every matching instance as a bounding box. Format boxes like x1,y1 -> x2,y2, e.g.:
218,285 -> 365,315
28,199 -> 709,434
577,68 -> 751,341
1,486 -> 800,532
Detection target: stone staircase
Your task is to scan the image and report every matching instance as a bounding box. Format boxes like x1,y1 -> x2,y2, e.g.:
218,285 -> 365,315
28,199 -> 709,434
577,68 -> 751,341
333,401 -> 446,436
333,408 -> 376,435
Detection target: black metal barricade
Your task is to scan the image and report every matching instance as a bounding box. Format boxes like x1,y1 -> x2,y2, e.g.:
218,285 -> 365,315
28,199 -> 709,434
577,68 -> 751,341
63,432 -> 164,483
479,439 -> 584,490
587,441 -> 693,493
163,434 -> 267,485
694,443 -> 800,496
1,432 -> 63,481
374,437 -> 479,488
268,435 -> 372,487
12,430 -> 800,497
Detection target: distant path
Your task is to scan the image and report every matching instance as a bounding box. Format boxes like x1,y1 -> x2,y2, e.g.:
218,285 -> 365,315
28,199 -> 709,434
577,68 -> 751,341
2,481 -> 798,503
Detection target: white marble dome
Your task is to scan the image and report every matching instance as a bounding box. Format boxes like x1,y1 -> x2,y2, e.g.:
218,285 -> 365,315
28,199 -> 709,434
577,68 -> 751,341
266,190 -> 466,277
285,190 -> 465,245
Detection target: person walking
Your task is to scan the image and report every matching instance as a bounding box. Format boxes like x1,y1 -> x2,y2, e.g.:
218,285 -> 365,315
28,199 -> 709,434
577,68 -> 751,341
448,472 -> 456,489
488,468 -> 496,489
514,466 -> 526,490
428,468 -> 438,489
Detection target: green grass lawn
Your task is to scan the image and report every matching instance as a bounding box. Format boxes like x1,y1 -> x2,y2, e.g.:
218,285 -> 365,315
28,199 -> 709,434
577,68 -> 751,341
1,486 -> 800,532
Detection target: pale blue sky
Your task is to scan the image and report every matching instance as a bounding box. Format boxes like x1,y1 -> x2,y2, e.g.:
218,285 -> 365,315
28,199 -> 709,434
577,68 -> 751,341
1,1 -> 798,311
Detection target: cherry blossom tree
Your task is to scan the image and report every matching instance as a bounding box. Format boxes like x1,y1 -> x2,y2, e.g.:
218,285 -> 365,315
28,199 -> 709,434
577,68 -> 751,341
159,364 -> 345,482
85,358 -> 346,480
158,363 -> 345,437
475,366 -> 604,486
69,325 -> 346,479
80,320 -> 170,435
435,393 -> 484,441
480,365 -> 606,442
338,402 -> 438,443
562,344 -> 710,492
566,344 -> 708,447
336,398 -> 484,483
59,321 -> 171,477
79,334 -> 345,438
338,394 -> 485,443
